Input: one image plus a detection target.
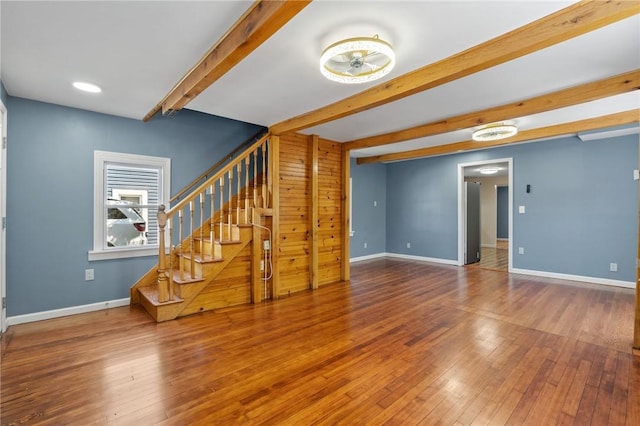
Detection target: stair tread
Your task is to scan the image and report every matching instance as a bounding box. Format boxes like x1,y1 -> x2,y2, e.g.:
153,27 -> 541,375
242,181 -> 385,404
217,239 -> 242,245
138,286 -> 183,306
193,237 -> 218,243
170,271 -> 205,284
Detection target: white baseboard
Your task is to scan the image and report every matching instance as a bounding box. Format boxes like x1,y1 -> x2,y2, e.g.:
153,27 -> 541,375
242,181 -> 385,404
385,252 -> 459,266
510,268 -> 635,289
350,253 -> 387,263
6,298 -> 131,326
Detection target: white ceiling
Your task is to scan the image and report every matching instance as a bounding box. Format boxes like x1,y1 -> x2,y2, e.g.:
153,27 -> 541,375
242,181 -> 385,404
1,1 -> 639,160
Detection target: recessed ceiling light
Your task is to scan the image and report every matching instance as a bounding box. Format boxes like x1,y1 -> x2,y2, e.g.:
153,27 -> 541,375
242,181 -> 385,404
479,167 -> 500,175
72,81 -> 102,93
472,122 -> 518,142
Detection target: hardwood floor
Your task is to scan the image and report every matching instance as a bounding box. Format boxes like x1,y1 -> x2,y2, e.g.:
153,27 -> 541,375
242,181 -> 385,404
466,241 -> 509,272
1,258 -> 638,425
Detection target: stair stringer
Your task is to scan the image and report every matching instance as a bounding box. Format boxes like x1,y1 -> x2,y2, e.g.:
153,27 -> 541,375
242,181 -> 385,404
141,226 -> 253,321
178,243 -> 252,317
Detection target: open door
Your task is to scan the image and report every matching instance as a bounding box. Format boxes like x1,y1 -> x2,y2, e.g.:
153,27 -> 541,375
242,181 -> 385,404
464,181 -> 481,264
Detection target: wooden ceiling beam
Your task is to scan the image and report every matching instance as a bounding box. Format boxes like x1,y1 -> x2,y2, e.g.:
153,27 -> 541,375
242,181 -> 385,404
345,70 -> 640,151
270,1 -> 640,134
356,110 -> 640,165
143,0 -> 311,122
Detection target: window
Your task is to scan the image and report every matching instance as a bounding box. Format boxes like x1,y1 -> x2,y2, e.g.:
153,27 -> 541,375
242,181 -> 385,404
89,151 -> 170,261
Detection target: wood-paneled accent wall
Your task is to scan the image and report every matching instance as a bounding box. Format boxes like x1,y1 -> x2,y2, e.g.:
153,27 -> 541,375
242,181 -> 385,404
276,133 -> 344,296
278,133 -> 311,295
317,139 -> 343,285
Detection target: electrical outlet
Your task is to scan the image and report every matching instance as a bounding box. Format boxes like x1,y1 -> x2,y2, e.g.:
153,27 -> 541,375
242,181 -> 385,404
518,247 -> 524,255
407,242 -> 411,249
260,260 -> 265,271
85,269 -> 94,281
610,262 -> 618,272
263,240 -> 270,250
518,205 -> 525,214
373,201 -> 377,207
364,242 -> 367,249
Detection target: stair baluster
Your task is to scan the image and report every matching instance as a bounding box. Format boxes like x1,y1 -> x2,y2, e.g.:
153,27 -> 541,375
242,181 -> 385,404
253,147 -> 258,209
168,217 -> 174,300
179,209 -> 184,280
227,169 -> 232,240
266,139 -> 272,208
219,176 -> 224,241
236,163 -> 241,224
244,156 -> 250,223
199,192 -> 205,261
261,142 -> 267,208
210,183 -> 215,257
189,201 -> 195,279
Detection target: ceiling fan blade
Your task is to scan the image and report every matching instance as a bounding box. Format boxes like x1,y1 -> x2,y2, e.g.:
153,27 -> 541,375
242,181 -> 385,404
329,61 -> 354,72
363,51 -> 385,60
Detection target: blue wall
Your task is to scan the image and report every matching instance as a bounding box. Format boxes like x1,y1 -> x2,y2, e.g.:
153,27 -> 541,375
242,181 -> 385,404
386,153 -> 461,260
6,96 -> 264,316
350,158 -> 386,258
497,186 -> 509,239
380,134 -> 637,283
511,135 -> 636,282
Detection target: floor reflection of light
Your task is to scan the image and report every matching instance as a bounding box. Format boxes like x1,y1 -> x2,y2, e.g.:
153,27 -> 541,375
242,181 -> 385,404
473,320 -> 502,352
101,348 -> 164,421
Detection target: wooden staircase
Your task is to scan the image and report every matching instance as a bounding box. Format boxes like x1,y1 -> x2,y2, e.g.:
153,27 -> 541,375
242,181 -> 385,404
130,134 -> 273,322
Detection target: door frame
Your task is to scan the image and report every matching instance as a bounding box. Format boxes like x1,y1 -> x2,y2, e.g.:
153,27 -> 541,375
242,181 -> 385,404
457,157 -> 513,271
0,99 -> 7,333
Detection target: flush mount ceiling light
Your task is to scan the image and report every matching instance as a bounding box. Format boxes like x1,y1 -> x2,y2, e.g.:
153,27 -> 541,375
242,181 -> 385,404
472,122 -> 518,142
320,35 -> 395,84
72,81 -> 102,93
479,167 -> 500,175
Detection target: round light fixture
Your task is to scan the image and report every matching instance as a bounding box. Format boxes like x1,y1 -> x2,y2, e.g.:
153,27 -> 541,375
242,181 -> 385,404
72,81 -> 102,93
472,122 -> 518,142
320,35 -> 395,84
479,167 -> 500,175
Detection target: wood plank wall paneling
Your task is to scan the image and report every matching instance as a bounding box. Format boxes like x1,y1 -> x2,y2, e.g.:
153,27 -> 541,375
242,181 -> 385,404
277,133 -> 344,295
317,139 -> 343,286
278,133 -> 311,295
341,146 -> 351,281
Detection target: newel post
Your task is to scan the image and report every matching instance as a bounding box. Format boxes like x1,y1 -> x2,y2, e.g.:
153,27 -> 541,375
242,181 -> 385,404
157,205 -> 169,303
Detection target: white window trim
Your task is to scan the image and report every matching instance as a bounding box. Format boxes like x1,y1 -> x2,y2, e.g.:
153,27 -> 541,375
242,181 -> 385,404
89,151 -> 170,261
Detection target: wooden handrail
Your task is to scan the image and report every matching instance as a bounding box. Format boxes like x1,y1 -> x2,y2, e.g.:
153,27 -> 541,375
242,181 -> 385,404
167,132 -> 270,217
170,128 -> 268,203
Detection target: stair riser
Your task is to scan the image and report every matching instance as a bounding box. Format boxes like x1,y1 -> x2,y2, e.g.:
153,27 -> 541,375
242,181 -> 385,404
175,283 -> 201,299
193,241 -> 222,258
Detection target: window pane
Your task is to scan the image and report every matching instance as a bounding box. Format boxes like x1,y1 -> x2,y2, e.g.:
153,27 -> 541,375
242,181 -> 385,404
108,207 -> 127,220
105,164 -> 161,247
106,203 -> 148,247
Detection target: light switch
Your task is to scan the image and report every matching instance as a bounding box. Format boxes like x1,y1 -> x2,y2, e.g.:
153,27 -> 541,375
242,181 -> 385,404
518,205 -> 525,214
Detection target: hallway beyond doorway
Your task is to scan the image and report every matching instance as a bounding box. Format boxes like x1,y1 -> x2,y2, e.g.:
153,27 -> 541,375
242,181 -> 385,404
466,240 -> 508,272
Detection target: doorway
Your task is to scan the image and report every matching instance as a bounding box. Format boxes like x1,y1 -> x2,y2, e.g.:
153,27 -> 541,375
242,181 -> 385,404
0,99 -> 6,333
457,158 -> 513,272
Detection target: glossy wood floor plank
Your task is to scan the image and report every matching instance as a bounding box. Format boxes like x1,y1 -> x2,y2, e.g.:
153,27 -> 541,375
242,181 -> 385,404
1,258 -> 637,425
